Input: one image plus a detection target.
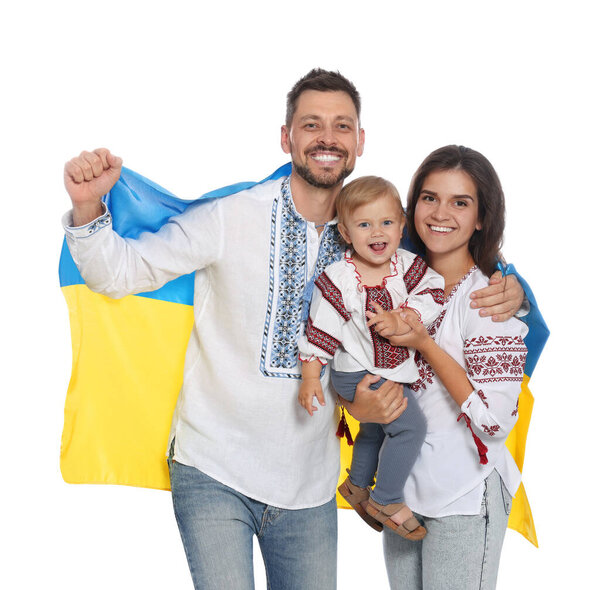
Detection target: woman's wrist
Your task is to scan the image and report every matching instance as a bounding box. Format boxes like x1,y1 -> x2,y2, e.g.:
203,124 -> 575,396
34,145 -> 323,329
415,334 -> 436,358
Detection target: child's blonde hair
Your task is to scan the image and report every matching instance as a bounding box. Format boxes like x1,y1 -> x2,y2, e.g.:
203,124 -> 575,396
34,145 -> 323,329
335,176 -> 405,228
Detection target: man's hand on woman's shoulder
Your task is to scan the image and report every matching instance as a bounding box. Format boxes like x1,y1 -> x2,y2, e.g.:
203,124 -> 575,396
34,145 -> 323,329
470,271 -> 524,322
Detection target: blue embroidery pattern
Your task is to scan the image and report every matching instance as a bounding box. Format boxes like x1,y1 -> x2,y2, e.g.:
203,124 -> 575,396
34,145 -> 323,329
260,177 -> 343,379
271,179 -> 307,370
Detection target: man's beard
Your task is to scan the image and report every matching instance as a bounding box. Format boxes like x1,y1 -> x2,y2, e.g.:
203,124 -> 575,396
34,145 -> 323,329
293,148 -> 354,189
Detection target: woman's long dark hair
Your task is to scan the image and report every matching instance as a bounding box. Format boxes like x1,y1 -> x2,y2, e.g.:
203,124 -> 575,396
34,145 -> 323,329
405,145 -> 505,277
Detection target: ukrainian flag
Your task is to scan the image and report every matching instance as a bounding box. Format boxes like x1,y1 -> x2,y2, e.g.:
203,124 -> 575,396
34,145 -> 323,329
59,164 -> 291,490
500,266 -> 549,546
59,165 -> 548,546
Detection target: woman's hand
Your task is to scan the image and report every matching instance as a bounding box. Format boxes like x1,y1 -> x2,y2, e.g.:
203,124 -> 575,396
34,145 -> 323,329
386,312 -> 431,350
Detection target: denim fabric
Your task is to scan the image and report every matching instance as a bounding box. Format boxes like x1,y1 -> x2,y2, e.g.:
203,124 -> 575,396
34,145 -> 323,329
331,369 -> 426,504
168,458 -> 337,590
382,469 -> 512,590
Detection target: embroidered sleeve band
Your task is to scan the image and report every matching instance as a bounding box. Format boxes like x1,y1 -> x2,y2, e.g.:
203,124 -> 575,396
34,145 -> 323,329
464,335 -> 527,383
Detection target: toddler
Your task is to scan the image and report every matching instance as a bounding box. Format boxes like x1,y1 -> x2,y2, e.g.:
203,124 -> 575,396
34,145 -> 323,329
297,176 -> 444,540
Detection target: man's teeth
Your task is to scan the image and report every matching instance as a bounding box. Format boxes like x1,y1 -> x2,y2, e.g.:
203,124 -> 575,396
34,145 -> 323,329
430,225 -> 453,233
313,154 -> 341,161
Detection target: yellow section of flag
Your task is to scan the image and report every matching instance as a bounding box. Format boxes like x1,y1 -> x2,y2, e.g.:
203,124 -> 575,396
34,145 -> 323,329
506,376 -> 538,546
60,285 -> 193,489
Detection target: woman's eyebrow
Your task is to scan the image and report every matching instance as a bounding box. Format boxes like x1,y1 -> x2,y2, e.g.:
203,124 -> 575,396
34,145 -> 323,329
420,189 -> 475,200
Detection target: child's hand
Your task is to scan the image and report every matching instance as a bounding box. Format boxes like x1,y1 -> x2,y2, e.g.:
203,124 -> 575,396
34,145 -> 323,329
366,302 -> 412,338
298,378 -> 326,416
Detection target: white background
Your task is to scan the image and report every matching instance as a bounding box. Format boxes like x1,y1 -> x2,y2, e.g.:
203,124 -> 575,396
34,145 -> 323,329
2,1 -> 598,588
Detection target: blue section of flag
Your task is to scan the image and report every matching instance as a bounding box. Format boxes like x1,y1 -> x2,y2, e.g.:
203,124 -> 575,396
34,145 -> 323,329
498,262 -> 550,375
59,163 -> 292,306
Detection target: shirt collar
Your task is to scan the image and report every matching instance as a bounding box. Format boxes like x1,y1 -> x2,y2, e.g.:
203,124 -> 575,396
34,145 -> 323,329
281,176 -> 338,228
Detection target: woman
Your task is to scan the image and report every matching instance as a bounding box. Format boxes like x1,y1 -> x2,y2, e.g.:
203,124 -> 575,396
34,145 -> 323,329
369,145 -> 527,589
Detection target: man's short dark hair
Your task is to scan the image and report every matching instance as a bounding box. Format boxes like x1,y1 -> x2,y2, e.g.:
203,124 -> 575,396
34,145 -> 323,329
286,68 -> 361,127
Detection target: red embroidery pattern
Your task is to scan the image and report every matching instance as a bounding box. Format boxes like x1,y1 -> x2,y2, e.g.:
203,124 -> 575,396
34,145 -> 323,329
403,256 -> 428,293
482,424 -> 500,436
415,287 -> 445,305
410,310 -> 446,392
464,336 -> 527,382
410,356 -> 435,392
304,317 -> 340,357
444,266 -> 477,302
365,286 -> 409,369
464,335 -> 526,349
477,389 -> 489,408
427,309 -> 446,339
511,399 -> 519,417
315,272 -> 352,321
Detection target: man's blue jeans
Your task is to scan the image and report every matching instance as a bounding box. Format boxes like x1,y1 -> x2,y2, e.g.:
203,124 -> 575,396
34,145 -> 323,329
168,457 -> 337,590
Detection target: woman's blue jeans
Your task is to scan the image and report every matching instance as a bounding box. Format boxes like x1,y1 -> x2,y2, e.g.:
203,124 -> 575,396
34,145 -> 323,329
168,457 -> 337,590
383,469 -> 512,590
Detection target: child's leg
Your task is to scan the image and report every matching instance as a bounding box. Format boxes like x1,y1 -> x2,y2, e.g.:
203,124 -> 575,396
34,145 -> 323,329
330,369 -> 386,488
329,368 -> 366,403
369,388 -> 427,506
349,422 -> 386,488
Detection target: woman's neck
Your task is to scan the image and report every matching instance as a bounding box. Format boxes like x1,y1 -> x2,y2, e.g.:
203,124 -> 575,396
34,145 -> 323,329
427,251 -> 476,296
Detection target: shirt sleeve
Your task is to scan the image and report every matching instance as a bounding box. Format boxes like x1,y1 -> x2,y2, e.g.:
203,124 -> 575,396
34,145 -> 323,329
62,199 -> 223,299
459,306 -> 528,444
405,266 -> 445,327
400,253 -> 445,327
297,271 -> 350,365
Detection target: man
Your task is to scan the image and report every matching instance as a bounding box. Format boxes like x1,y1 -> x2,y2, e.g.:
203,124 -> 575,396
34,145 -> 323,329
63,69 -> 522,589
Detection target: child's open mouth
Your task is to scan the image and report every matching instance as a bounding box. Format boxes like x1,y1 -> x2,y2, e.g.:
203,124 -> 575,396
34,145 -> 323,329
369,242 -> 387,253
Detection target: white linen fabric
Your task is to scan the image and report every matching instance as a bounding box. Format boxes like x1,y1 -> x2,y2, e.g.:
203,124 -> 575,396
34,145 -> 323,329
403,267 -> 528,517
63,176 -> 344,509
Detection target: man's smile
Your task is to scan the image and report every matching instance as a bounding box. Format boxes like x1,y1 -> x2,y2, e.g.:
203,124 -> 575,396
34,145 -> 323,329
306,146 -> 347,165
311,153 -> 342,162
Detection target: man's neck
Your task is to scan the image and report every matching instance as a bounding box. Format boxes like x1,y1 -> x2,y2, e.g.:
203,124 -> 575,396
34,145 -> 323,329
289,170 -> 340,226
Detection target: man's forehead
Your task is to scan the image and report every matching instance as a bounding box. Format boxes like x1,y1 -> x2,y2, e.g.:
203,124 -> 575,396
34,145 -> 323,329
293,90 -> 359,121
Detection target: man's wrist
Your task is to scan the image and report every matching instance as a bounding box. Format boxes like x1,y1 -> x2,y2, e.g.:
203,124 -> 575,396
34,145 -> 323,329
72,202 -> 106,227
63,202 -> 111,238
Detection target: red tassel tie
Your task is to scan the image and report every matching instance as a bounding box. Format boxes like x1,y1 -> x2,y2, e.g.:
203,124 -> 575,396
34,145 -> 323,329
458,413 -> 488,464
336,408 -> 354,446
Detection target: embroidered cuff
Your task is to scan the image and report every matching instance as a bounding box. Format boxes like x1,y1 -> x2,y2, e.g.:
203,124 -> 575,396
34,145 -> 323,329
460,389 -> 479,415
62,203 -> 112,238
